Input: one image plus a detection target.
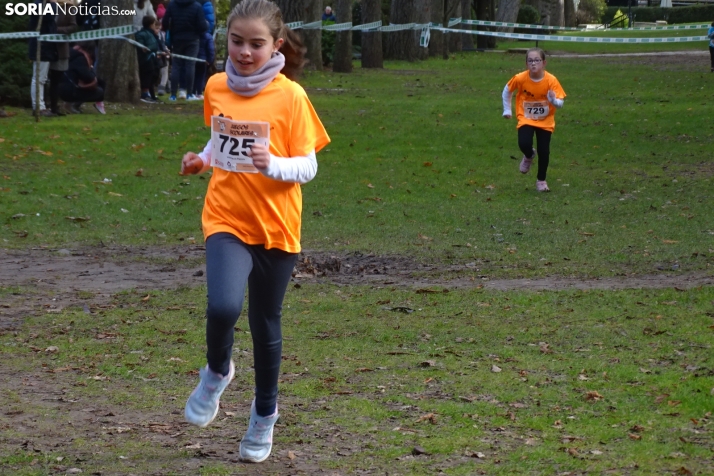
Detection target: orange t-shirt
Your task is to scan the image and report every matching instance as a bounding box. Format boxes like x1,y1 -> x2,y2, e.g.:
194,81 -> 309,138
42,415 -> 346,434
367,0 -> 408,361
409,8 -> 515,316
201,72 -> 330,253
506,71 -> 566,133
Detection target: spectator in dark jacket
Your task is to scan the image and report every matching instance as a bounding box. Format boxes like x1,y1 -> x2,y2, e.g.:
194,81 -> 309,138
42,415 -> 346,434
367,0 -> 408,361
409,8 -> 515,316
59,42 -> 106,114
162,0 -> 207,101
48,0 -> 78,116
192,30 -> 215,99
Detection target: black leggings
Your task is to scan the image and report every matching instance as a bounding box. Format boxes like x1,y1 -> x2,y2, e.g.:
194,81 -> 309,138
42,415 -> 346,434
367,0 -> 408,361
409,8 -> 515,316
709,45 -> 714,70
204,232 -> 298,417
518,124 -> 552,181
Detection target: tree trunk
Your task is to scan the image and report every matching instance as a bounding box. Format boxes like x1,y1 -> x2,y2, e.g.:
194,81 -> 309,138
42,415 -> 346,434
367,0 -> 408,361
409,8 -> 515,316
360,0 -> 383,68
563,0 -> 576,26
495,0 -> 520,24
447,0 -> 461,54
98,0 -> 140,103
414,0 -> 430,60
461,0 -> 474,49
385,0 -> 417,61
427,0 -> 444,58
332,0 -> 352,72
475,0 -> 490,49
275,0 -> 322,70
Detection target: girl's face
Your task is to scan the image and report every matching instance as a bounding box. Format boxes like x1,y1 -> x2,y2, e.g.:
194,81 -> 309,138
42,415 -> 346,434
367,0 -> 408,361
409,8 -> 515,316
526,52 -> 545,76
227,17 -> 284,76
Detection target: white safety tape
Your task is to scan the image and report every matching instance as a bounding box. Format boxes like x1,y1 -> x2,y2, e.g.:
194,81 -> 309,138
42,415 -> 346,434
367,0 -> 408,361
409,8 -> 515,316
433,25 -> 708,43
0,25 -> 134,41
322,22 -> 353,31
352,21 -> 382,31
460,19 -> 583,31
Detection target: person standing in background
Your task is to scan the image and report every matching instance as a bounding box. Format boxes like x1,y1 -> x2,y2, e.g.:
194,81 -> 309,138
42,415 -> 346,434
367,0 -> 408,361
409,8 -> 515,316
162,0 -> 207,101
28,0 -> 57,116
133,0 -> 155,31
48,0 -> 78,116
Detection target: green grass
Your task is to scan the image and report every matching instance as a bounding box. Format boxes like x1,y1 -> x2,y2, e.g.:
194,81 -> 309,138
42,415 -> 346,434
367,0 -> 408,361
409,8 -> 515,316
1,39 -> 713,474
3,48 -> 712,278
1,284 -> 712,474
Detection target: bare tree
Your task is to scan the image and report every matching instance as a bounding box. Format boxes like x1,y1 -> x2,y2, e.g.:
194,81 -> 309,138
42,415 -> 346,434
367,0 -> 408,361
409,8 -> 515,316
385,0 -> 418,61
495,0 -> 520,24
428,0 -> 444,58
461,0 -> 474,49
332,0 -> 352,72
447,0 -> 461,54
98,0 -> 140,103
360,0 -> 383,68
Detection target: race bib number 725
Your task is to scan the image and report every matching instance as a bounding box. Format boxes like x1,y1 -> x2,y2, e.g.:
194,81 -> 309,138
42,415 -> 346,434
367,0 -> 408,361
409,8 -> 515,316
210,116 -> 270,173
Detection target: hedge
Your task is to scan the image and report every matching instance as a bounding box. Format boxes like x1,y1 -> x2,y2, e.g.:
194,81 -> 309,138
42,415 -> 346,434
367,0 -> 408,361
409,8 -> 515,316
602,4 -> 714,25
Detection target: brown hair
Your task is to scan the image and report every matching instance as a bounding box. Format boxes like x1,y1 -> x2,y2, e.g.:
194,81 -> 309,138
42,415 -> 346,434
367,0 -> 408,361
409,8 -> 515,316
526,47 -> 546,61
142,15 -> 156,29
226,0 -> 307,81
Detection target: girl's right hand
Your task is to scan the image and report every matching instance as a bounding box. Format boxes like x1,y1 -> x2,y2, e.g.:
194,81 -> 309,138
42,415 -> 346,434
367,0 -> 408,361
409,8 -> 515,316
503,113 -> 512,119
180,152 -> 203,175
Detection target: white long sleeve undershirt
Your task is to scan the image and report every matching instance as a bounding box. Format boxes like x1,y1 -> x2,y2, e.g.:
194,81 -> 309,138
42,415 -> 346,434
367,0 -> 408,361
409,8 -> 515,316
502,85 -> 512,116
196,139 -> 318,184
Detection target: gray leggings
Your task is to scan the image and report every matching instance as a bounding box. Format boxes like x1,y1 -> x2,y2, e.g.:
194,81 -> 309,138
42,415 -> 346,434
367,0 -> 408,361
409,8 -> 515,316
205,232 -> 298,416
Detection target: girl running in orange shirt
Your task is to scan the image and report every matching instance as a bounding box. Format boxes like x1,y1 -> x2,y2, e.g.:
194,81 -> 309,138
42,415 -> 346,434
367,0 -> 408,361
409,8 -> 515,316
502,47 -> 566,192
179,0 -> 329,463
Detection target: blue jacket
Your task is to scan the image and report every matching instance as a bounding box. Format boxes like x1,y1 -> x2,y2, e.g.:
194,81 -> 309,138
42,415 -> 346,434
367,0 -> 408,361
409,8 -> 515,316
709,26 -> 714,48
197,31 -> 215,64
162,0 -> 207,43
199,0 -> 215,34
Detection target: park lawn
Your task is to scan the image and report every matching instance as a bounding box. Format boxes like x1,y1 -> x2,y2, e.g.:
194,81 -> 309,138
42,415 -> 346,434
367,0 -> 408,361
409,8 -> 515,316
1,50 -> 712,279
0,44 -> 712,474
0,283 -> 712,474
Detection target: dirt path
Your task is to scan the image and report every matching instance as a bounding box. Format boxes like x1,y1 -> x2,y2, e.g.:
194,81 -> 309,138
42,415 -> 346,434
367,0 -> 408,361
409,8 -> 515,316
2,245 -> 712,330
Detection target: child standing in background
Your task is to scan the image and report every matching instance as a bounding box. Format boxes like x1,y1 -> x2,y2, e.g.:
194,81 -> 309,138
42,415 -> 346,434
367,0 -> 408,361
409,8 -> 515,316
179,0 -> 329,464
192,29 -> 215,100
502,47 -> 566,192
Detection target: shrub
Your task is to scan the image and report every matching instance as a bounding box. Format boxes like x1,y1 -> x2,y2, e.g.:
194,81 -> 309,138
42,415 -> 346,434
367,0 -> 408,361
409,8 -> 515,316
0,0 -> 32,106
576,0 -> 607,24
517,4 -> 541,25
611,8 -> 629,28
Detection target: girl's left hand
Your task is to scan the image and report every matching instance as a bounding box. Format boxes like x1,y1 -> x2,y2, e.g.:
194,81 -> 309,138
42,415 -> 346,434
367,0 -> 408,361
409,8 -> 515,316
248,143 -> 271,170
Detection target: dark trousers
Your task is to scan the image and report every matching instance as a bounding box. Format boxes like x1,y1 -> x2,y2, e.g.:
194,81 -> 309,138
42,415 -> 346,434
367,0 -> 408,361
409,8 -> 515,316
170,40 -> 199,96
205,232 -> 298,417
58,78 -> 105,104
48,68 -> 64,114
709,45 -> 714,70
518,124 -> 552,181
193,62 -> 207,96
139,60 -> 157,98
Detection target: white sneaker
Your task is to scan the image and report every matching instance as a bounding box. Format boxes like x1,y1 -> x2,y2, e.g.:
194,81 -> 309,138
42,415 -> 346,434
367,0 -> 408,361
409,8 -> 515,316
177,89 -> 187,100
239,400 -> 279,463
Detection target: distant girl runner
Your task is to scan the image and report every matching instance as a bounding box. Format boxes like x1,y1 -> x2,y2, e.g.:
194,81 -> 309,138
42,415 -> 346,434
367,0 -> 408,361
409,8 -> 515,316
179,0 -> 330,463
502,47 -> 566,192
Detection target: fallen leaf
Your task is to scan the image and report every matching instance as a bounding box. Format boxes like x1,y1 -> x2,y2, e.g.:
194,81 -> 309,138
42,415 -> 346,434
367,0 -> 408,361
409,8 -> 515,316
585,391 -> 604,401
662,240 -> 679,244
491,365 -> 502,373
628,433 -> 642,440
415,413 -> 437,424
287,450 -> 297,460
65,216 -> 90,222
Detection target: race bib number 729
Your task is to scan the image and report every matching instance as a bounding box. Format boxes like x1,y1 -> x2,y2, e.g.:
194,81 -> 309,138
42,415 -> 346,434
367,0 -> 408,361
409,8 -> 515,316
523,101 -> 549,121
210,116 -> 270,173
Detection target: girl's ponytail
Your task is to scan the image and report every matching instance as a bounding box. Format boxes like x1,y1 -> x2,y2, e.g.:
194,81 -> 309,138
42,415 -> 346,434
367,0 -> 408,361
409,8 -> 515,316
279,27 -> 307,81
